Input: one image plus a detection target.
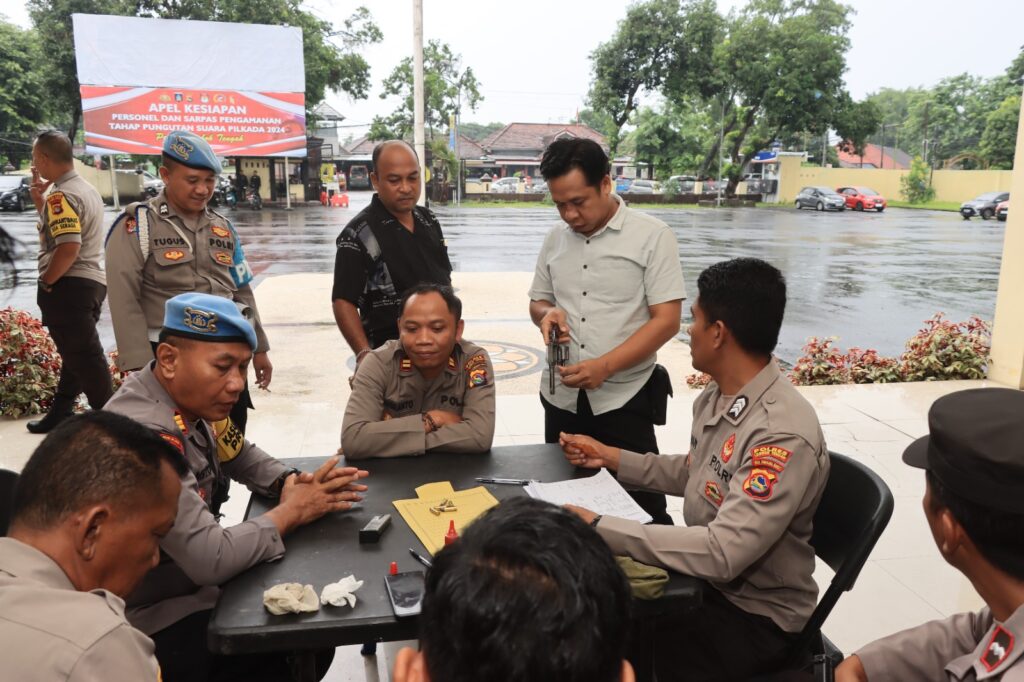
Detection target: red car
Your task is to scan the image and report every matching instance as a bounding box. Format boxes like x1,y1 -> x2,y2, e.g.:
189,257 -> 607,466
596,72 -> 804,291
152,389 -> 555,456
837,186 -> 887,212
996,200 -> 1009,222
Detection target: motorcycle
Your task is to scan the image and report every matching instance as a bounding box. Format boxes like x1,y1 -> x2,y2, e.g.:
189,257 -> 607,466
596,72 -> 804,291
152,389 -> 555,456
247,188 -> 263,211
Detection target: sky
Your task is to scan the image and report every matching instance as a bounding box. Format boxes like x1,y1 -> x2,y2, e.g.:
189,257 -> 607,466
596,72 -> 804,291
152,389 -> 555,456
3,0 -> 1022,136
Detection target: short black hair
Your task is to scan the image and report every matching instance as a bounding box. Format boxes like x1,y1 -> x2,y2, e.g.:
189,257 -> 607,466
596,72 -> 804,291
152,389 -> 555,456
399,283 -> 462,322
539,138 -> 610,188
371,139 -> 419,171
927,470 -> 1024,580
419,497 -> 631,682
12,411 -> 187,529
696,258 -> 787,356
34,130 -> 73,164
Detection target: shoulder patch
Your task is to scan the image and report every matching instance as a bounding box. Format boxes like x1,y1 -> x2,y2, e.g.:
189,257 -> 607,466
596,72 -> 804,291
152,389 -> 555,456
211,418 -> 244,463
981,625 -> 1014,672
743,444 -> 793,500
447,355 -> 457,370
726,395 -> 749,420
46,192 -> 82,238
159,432 -> 184,454
465,353 -> 489,388
173,411 -> 188,436
399,357 -> 413,373
743,468 -> 779,501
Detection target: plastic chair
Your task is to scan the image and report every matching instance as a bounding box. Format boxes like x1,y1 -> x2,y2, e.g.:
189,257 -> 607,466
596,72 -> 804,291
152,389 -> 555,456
754,451 -> 895,681
0,469 -> 19,536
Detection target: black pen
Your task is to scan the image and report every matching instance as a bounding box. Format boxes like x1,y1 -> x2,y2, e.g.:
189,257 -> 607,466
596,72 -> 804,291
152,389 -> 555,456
409,547 -> 433,569
475,477 -> 532,485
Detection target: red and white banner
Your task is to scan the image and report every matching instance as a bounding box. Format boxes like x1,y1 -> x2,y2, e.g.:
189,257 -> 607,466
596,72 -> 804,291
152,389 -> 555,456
80,86 -> 306,157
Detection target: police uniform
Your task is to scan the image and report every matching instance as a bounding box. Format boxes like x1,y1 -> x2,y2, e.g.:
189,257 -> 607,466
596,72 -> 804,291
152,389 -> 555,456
594,358 -> 829,680
31,167 -> 112,428
0,537 -> 160,681
103,294 -> 288,637
849,388 -> 1024,681
104,132 -> 268,373
342,338 -> 495,458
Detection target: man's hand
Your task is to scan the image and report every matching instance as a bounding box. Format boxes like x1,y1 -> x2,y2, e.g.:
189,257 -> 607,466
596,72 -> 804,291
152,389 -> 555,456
560,432 -> 621,471
268,456 -> 369,535
539,307 -> 571,345
564,504 -> 599,525
425,409 -> 463,431
559,358 -> 611,390
30,167 -> 50,212
834,655 -> 868,682
253,352 -> 273,390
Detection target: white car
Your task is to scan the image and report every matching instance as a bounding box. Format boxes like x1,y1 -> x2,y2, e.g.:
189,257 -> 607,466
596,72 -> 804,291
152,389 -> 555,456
490,177 -> 520,193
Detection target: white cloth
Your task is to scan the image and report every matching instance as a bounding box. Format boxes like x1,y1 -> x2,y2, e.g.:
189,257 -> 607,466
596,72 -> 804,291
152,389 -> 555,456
262,583 -> 319,615
320,575 -> 364,608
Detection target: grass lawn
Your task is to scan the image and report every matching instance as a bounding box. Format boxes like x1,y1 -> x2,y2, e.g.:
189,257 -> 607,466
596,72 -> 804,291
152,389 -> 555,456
886,200 -> 961,212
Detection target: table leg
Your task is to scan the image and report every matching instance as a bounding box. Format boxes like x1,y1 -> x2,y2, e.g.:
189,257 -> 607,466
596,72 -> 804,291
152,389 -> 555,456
289,650 -> 318,682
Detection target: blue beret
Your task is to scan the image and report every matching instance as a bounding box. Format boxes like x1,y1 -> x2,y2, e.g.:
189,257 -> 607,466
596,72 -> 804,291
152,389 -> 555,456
160,293 -> 257,350
162,130 -> 221,174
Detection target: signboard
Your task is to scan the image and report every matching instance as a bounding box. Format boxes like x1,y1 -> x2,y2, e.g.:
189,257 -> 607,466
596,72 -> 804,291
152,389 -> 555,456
72,14 -> 306,157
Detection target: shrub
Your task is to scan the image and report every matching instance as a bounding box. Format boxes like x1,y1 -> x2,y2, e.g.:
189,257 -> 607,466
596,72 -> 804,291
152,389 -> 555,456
790,336 -> 850,385
900,314 -> 990,381
686,372 -> 711,389
900,155 -> 936,204
0,308 -> 61,417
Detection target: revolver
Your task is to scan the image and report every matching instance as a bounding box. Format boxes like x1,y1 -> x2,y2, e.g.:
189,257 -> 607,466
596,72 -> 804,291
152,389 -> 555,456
547,325 -> 569,395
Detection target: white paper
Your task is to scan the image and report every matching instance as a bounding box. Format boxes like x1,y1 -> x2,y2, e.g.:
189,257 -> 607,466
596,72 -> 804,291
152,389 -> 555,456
525,468 -> 653,524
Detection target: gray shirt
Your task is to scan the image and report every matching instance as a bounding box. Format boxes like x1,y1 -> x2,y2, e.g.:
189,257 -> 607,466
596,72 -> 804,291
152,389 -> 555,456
0,538 -> 160,681
37,169 -> 106,286
528,194 -> 686,415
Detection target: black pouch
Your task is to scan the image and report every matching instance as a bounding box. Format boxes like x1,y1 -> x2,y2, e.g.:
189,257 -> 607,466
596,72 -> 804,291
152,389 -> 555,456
649,364 -> 674,426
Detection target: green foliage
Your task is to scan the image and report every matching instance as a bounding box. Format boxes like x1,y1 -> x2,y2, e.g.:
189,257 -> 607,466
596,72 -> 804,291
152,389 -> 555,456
575,109 -> 618,140
979,95 -> 1020,170
459,122 -> 504,142
0,309 -> 61,417
0,19 -> 48,167
369,40 -> 481,142
834,96 -> 882,157
900,155 -> 935,203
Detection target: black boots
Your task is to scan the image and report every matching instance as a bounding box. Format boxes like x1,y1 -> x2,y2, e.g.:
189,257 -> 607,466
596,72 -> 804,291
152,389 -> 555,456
26,398 -> 75,434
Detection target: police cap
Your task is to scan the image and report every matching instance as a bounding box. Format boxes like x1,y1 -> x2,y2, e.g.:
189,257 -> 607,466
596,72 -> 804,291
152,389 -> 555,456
160,293 -> 257,350
903,388 -> 1024,514
162,130 -> 222,174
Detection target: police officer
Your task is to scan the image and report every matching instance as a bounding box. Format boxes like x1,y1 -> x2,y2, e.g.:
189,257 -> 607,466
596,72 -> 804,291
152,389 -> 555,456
343,283 -> 495,459
27,129 -> 113,433
105,292 -> 368,682
332,140 -> 452,358
837,388 -> 1024,682
1,411 -> 184,680
105,130 -> 270,434
561,258 -> 830,681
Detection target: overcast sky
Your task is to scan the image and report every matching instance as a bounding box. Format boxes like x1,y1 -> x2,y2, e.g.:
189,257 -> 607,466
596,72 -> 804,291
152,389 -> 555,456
3,0 -> 1022,134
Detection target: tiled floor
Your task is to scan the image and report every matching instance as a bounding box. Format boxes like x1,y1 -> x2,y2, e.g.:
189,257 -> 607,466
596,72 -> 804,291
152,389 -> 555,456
0,272 -> 993,680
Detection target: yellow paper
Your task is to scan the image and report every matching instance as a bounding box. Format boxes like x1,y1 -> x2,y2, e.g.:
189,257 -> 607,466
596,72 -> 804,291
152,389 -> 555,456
394,481 -> 499,555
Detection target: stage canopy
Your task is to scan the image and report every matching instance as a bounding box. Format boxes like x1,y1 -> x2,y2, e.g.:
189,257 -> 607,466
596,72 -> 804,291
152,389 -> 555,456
72,14 -> 307,157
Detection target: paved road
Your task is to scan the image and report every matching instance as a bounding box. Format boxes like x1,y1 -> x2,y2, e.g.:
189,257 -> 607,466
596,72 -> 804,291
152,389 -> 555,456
0,193 -> 1003,362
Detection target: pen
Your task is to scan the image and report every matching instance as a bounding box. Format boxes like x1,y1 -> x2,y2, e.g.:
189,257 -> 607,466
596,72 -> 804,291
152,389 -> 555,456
409,547 -> 433,569
475,477 -> 532,485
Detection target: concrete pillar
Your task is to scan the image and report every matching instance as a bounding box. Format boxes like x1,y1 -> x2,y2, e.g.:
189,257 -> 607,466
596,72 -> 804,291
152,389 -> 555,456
987,93 -> 1024,388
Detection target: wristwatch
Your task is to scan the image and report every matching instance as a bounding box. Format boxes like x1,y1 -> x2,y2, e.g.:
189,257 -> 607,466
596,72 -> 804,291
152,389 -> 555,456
590,514 -> 603,528
271,468 -> 301,497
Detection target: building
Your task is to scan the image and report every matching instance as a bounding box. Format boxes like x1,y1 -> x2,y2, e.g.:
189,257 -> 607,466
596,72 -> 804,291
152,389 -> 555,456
469,123 -> 608,178
836,143 -> 911,170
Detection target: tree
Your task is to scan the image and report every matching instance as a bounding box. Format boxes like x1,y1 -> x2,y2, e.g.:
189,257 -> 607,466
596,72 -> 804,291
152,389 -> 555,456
623,102 -> 712,177
459,121 -> 504,142
575,108 -> 618,140
834,96 -> 882,157
0,20 -> 48,167
28,0 -> 382,140
368,39 -> 481,142
900,155 -> 935,204
979,94 -> 1020,169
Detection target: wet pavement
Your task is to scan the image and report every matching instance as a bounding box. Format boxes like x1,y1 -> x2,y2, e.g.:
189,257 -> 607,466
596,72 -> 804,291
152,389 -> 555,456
0,192 -> 1004,362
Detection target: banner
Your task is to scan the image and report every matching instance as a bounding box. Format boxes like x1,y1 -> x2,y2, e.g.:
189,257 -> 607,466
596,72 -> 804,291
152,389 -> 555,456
72,14 -> 306,158
80,86 -> 306,157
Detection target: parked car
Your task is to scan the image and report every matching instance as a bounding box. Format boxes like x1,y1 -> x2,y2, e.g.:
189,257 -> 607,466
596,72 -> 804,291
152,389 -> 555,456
666,175 -> 696,193
960,191 -> 1009,220
615,176 -> 633,193
141,170 -> 163,197
526,179 -> 548,194
490,177 -> 520,193
0,174 -> 31,212
348,164 -> 371,190
996,200 -> 1009,222
795,186 -> 846,211
627,179 -> 661,194
701,179 -> 723,193
837,186 -> 886,212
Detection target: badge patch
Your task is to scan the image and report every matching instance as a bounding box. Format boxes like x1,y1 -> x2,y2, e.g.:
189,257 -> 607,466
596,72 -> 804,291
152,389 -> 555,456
399,358 -> 413,373
214,251 -> 232,265
212,418 -> 244,463
704,481 -> 724,506
447,355 -> 457,370
211,225 -> 230,238
183,306 -> 217,334
720,434 -> 736,463
751,445 -> 792,469
125,216 -> 137,234
465,353 -> 489,388
727,396 -> 748,420
159,203 -> 170,216
173,411 -> 188,436
743,468 -> 778,501
47,193 -> 64,216
981,625 -> 1014,672
46,192 -> 82,237
159,432 -> 184,454
164,249 -> 185,261
171,137 -> 194,159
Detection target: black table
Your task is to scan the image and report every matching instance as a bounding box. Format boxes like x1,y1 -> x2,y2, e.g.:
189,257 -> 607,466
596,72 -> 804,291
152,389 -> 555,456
208,445 -> 702,674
